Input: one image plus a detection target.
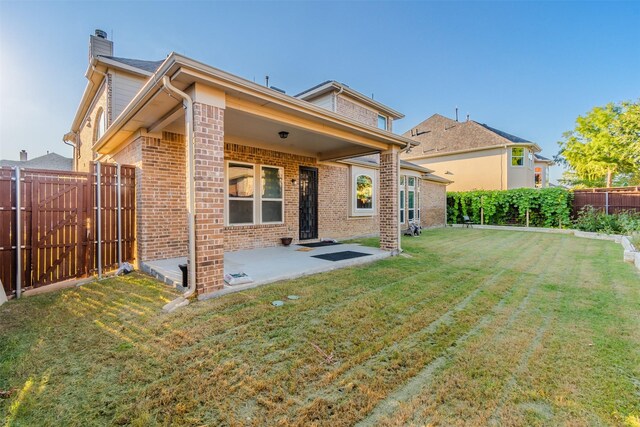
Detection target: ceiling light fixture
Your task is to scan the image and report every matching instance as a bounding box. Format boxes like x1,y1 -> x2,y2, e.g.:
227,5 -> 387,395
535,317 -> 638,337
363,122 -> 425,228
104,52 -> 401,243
278,131 -> 289,139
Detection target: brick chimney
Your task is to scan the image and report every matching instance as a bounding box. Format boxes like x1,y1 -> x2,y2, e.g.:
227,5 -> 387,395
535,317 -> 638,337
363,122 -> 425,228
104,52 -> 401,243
19,150 -> 27,162
89,29 -> 113,61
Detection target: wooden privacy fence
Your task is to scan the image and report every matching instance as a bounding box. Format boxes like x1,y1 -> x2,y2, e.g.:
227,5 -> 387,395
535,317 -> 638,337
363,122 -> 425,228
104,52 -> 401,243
0,163 -> 135,297
573,187 -> 640,216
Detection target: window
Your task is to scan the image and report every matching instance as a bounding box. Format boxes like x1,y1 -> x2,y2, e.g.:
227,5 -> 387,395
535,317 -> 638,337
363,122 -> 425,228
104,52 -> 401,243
378,115 -> 387,130
416,180 -> 421,221
95,108 -> 107,141
534,167 -> 542,188
511,147 -> 524,166
228,162 -> 255,225
408,177 -> 416,221
399,175 -> 405,223
356,175 -> 373,209
226,163 -> 285,225
261,166 -> 283,223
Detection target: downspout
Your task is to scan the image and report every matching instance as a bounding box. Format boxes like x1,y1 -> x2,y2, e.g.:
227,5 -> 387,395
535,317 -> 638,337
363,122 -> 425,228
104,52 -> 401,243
162,76 -> 197,300
62,132 -> 78,170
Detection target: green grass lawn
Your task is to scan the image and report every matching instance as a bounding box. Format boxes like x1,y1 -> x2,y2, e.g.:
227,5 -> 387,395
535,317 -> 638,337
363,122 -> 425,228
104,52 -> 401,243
1,228 -> 639,426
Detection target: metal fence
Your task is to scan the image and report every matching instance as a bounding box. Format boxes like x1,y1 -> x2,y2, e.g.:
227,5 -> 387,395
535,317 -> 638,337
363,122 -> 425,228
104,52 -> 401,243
0,162 -> 136,298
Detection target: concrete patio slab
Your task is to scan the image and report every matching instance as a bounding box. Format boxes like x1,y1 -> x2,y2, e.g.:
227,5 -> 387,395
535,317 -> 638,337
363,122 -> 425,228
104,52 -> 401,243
142,243 -> 391,298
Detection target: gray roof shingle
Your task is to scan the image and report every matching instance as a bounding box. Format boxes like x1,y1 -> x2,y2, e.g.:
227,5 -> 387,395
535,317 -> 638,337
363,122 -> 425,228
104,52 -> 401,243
0,153 -> 73,171
99,56 -> 164,74
474,122 -> 532,143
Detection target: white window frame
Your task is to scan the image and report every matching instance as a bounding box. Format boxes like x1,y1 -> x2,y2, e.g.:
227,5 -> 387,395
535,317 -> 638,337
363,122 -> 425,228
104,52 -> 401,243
399,175 -> 405,224
407,176 -> 416,222
259,165 -> 285,225
226,161 -> 256,226
511,147 -> 525,167
225,161 -> 286,226
378,114 -> 387,131
416,178 -> 421,222
350,166 -> 376,216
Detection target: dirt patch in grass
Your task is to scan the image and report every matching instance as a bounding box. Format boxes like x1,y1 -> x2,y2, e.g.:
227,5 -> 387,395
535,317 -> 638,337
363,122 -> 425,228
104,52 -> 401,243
1,229 -> 639,426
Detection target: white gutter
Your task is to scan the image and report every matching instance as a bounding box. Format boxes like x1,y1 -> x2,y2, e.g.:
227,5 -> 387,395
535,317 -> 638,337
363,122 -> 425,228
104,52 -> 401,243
161,76 -> 197,303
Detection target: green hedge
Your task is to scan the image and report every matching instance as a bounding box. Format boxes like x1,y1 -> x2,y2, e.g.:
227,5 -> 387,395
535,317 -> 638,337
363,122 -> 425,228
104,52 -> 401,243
447,188 -> 573,228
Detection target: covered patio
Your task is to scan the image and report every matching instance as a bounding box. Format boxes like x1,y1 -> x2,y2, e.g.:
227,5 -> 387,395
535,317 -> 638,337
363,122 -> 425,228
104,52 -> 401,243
141,242 -> 390,298
95,53 -> 416,297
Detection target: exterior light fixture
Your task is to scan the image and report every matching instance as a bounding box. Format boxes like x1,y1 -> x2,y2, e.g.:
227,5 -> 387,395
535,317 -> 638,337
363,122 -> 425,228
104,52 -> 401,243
291,178 -> 297,185
278,131 -> 289,139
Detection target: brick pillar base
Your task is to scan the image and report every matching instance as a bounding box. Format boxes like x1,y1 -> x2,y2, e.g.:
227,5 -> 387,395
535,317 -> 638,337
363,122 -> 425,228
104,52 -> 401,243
193,102 -> 225,294
380,147 -> 400,253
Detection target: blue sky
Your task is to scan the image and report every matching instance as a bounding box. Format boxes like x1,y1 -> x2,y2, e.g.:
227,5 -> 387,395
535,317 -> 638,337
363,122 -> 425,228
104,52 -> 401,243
0,1 -> 638,183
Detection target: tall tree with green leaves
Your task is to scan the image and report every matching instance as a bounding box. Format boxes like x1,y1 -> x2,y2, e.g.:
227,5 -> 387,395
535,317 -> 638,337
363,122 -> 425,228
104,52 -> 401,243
556,100 -> 640,188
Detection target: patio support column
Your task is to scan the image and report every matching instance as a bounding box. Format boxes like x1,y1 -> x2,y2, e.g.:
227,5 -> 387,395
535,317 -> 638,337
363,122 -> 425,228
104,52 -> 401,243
193,102 -> 225,294
379,146 -> 400,254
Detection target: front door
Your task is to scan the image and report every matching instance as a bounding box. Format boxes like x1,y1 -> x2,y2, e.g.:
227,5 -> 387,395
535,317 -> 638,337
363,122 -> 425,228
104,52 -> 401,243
299,166 -> 318,240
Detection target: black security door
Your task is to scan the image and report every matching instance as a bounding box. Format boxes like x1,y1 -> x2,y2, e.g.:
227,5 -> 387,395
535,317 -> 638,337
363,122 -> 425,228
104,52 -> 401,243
299,167 -> 318,240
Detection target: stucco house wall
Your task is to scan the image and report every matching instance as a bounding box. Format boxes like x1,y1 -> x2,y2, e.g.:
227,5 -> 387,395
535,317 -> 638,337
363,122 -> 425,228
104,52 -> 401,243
417,148 -> 506,191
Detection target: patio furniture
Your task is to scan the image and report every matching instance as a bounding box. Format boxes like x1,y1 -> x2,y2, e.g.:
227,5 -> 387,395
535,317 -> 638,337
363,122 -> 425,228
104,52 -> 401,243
463,215 -> 473,228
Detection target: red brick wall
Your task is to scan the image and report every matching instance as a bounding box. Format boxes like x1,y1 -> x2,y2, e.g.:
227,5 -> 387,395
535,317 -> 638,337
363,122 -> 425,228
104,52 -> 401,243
110,132 -> 187,263
193,103 -> 225,294
420,180 -> 447,228
224,144 -> 380,250
379,148 -> 399,251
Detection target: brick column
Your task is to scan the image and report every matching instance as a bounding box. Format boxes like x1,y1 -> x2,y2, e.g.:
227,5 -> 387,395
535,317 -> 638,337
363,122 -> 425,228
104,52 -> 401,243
379,147 -> 400,253
193,102 -> 225,294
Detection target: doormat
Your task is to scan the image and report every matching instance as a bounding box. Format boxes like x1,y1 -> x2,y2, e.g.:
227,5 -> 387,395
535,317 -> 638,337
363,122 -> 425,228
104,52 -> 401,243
296,247 -> 314,252
311,251 -> 371,262
299,241 -> 342,248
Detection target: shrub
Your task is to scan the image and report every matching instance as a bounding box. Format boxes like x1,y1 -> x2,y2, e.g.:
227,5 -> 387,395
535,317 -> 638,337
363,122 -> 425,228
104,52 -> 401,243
447,188 -> 573,228
573,206 -> 640,235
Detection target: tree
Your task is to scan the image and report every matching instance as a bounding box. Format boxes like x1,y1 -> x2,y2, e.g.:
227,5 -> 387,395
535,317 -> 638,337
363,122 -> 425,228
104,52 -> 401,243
556,101 -> 640,188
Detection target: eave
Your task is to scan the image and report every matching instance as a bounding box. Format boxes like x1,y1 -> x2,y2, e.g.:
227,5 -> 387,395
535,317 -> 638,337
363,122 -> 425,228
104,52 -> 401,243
94,53 -> 418,155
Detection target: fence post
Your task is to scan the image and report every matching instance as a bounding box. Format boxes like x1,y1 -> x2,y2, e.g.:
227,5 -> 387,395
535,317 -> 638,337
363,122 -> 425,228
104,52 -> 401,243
96,162 -> 102,279
480,196 -> 484,225
14,167 -> 21,298
605,191 -> 609,215
526,208 -> 530,228
116,163 -> 122,267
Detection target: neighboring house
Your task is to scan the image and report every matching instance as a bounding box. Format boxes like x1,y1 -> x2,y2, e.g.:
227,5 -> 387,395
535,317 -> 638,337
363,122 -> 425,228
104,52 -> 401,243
401,114 -> 553,191
0,150 -> 73,171
63,30 -> 450,296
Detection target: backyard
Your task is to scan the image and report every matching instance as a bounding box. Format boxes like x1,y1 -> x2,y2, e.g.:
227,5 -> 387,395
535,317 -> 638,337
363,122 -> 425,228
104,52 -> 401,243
1,228 -> 639,426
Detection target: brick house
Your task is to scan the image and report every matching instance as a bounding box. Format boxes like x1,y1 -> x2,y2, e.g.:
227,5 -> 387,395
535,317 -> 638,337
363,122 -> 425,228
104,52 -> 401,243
401,113 -> 553,191
63,30 -> 450,296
